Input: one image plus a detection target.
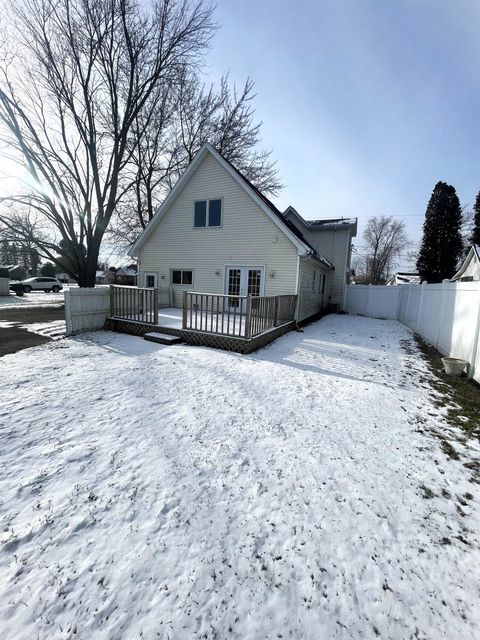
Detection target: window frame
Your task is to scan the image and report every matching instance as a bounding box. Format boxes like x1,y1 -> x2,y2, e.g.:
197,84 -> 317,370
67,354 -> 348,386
144,272 -> 158,289
171,269 -> 194,286
193,198 -> 223,229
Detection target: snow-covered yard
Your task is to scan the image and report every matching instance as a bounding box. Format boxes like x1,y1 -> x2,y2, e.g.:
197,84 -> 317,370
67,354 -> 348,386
1,315 -> 479,639
0,290 -> 65,308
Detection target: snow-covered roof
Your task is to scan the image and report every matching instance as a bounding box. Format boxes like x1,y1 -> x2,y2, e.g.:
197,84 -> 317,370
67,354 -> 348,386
116,267 -> 137,277
387,273 -> 421,285
0,264 -> 23,270
283,206 -> 358,235
452,245 -> 480,281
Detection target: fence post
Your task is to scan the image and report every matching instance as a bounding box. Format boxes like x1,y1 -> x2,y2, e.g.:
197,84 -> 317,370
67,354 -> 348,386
109,285 -> 114,317
182,290 -> 188,329
245,295 -> 252,339
366,284 -> 372,316
434,280 -> 448,349
274,296 -> 279,326
416,281 -> 426,331
153,286 -> 159,325
64,288 -> 72,336
468,288 -> 480,380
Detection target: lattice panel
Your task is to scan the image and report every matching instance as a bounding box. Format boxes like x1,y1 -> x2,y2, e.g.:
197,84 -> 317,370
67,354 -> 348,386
108,317 -> 295,354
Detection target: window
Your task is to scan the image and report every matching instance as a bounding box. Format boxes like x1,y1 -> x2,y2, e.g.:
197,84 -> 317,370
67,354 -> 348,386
194,199 -> 222,227
145,273 -> 157,288
312,270 -> 318,293
171,270 -> 193,285
194,201 -> 207,227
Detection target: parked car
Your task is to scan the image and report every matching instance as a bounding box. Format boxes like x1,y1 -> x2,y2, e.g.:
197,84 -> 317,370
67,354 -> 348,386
9,282 -> 25,296
17,277 -> 64,293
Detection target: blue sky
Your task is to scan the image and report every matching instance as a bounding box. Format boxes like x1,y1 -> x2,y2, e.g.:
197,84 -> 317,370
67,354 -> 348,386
205,0 -> 480,260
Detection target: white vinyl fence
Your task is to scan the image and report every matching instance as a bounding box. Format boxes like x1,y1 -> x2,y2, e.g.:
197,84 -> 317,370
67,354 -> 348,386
65,287 -> 110,335
64,285 -> 174,335
344,281 -> 480,383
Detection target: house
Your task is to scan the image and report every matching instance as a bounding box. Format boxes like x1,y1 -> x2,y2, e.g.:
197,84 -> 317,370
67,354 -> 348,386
0,264 -> 28,281
386,272 -> 422,285
452,245 -> 480,282
96,270 -> 108,284
282,207 -> 357,309
113,266 -> 137,286
0,267 -> 9,296
129,143 -> 356,324
56,272 -> 72,283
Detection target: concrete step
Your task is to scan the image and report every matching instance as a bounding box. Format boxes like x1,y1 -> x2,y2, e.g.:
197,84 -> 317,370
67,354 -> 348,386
144,332 -> 183,345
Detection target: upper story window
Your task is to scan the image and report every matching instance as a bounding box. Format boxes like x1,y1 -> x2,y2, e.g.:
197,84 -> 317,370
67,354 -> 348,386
194,199 -> 222,228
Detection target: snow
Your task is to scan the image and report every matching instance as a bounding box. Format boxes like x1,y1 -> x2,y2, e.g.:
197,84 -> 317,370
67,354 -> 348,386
1,314 -> 480,639
0,290 -> 65,308
0,319 -> 66,339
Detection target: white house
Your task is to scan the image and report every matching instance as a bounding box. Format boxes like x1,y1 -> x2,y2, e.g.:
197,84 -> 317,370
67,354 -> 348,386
129,143 -> 357,323
452,245 -> 480,282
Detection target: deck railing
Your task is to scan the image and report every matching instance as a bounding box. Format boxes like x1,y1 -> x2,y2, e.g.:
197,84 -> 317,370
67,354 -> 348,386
183,292 -> 297,338
110,285 -> 158,325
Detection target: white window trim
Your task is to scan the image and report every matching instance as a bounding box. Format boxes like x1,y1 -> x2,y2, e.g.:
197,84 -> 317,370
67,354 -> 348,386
193,198 -> 223,229
144,272 -> 158,288
223,265 -> 266,297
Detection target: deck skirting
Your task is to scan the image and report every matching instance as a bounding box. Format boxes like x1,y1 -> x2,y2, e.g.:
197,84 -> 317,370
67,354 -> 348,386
105,317 -> 296,353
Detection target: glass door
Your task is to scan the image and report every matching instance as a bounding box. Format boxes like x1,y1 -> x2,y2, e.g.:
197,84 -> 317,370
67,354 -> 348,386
225,267 -> 264,307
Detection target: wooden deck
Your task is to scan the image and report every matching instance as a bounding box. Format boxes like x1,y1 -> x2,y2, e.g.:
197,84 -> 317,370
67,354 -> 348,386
107,286 -> 298,353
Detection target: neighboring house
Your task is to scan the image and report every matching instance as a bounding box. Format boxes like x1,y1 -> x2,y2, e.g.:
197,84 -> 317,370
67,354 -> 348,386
129,143 -> 357,323
113,266 -> 137,286
452,245 -> 480,282
386,272 -> 422,285
96,270 -> 107,284
0,267 -> 9,296
0,264 -> 28,281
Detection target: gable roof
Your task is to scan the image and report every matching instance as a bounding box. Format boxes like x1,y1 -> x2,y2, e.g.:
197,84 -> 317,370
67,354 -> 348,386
452,245 -> 480,281
128,143 -> 333,269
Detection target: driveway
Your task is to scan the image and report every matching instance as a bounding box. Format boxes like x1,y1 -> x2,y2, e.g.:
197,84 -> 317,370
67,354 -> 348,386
0,305 -> 65,356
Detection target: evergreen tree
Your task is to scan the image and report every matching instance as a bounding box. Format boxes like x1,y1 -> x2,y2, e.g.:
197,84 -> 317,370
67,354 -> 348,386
417,181 -> 463,282
40,262 -> 56,277
471,189 -> 480,246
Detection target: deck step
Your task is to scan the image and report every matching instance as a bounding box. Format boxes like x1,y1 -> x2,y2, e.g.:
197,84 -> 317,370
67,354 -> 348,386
144,332 -> 182,345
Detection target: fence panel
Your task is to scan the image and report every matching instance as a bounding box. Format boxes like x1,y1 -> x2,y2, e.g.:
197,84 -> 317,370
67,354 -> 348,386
343,282 -> 480,383
65,287 -> 110,335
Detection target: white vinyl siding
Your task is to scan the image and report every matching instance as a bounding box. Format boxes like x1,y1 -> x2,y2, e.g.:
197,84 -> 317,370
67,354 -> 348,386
297,256 -> 329,321
138,154 -> 299,306
283,211 -> 353,308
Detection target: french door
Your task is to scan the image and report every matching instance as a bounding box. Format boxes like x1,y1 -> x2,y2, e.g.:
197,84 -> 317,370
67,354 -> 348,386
225,266 -> 264,308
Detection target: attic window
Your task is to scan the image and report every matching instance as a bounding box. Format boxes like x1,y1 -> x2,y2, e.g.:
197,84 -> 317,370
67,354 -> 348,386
194,199 -> 222,227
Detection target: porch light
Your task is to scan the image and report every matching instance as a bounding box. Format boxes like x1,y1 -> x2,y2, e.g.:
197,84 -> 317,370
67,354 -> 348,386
215,269 -> 221,276
269,270 -> 275,278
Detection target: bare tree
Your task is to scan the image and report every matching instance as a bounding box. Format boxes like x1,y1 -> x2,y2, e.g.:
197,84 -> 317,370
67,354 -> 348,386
113,72 -> 282,245
355,216 -> 409,284
0,0 -> 215,285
